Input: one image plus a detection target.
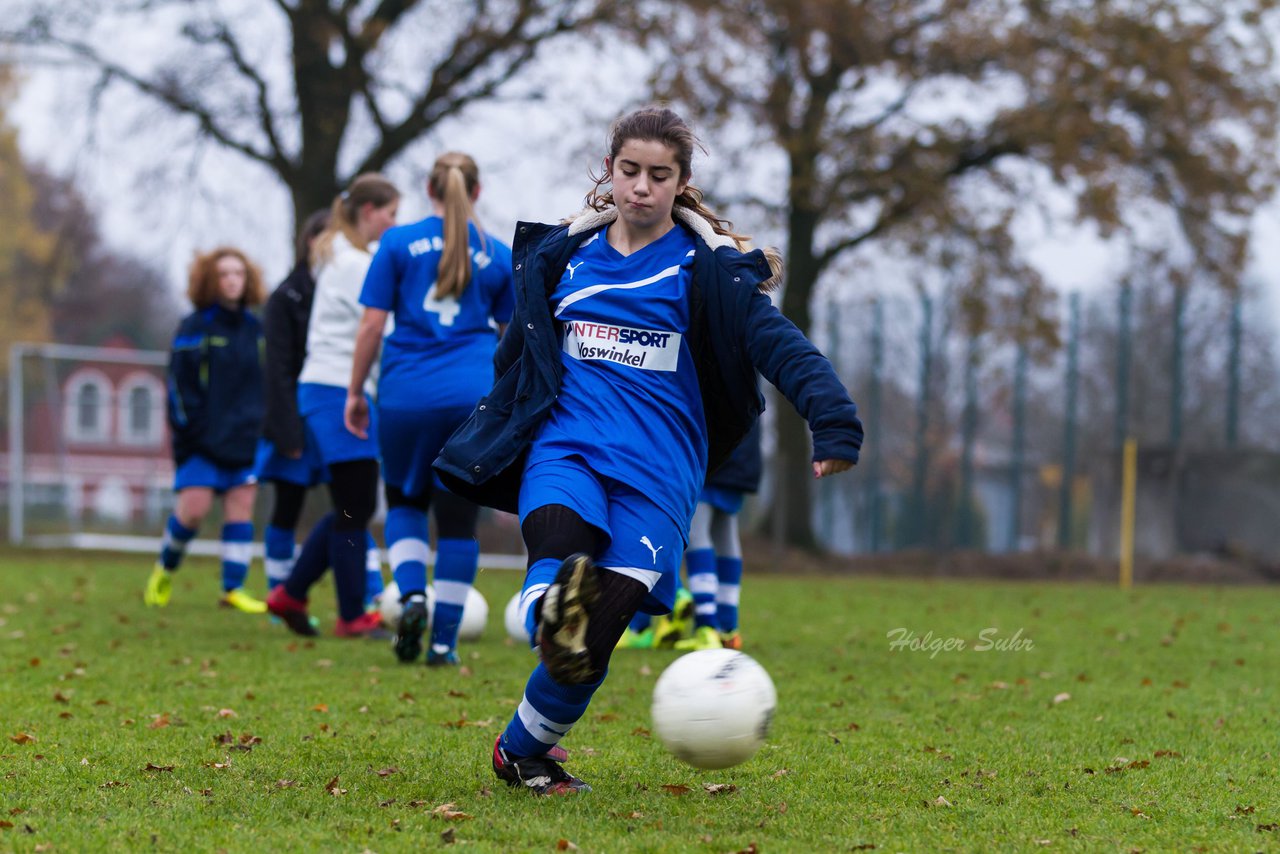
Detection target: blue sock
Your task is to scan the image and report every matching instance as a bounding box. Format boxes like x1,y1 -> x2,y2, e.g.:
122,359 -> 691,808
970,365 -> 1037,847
715,555 -> 743,633
386,506 -> 429,597
330,525 -> 368,622
264,524 -> 295,590
364,532 -> 384,607
499,662 -> 603,757
285,513 -> 333,602
521,557 -> 562,645
685,547 -> 718,630
159,515 -> 197,570
220,522 -> 254,593
430,538 -> 479,652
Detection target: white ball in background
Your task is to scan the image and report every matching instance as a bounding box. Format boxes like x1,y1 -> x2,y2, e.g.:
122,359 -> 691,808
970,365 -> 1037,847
651,649 -> 777,770
457,587 -> 488,641
504,591 -> 530,644
378,581 -> 402,627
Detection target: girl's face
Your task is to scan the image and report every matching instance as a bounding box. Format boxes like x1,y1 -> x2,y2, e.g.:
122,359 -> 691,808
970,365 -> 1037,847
608,138 -> 688,233
360,199 -> 399,243
215,254 -> 247,307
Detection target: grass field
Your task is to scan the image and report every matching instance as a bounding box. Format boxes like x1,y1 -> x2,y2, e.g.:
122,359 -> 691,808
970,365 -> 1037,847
1,548 -> 1277,852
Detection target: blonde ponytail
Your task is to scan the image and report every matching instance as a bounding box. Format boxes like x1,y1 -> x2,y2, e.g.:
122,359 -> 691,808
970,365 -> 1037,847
429,152 -> 484,299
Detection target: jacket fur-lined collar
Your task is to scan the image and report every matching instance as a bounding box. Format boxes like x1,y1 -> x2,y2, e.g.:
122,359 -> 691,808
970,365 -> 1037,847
562,206 -> 780,292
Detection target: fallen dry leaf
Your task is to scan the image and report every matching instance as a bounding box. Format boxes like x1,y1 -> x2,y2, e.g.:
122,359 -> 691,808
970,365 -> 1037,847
772,768 -> 791,778
100,781 -> 127,789
1052,693 -> 1071,705
935,796 -> 952,807
144,762 -> 175,772
432,803 -> 473,821
440,827 -> 456,844
216,709 -> 237,719
275,779 -> 297,789
0,820 -> 13,829
704,783 -> 738,795
311,704 -> 328,713
9,733 -> 35,745
149,714 -> 171,729
325,776 -> 347,796
555,840 -> 578,851
662,784 -> 691,796
375,767 -> 399,777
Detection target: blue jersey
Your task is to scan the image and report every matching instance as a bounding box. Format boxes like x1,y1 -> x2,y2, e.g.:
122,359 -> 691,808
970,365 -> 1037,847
361,216 -> 514,410
528,224 -> 706,530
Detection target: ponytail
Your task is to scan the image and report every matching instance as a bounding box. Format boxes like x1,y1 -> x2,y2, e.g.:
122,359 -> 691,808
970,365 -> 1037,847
429,152 -> 484,299
312,173 -> 399,268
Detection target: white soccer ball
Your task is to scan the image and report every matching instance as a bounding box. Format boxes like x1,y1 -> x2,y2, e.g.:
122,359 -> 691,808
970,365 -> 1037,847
504,591 -> 530,644
378,581 -> 402,627
458,587 -> 488,641
651,649 -> 777,770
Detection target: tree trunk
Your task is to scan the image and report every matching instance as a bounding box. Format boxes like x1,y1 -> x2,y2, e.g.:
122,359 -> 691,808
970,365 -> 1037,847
765,204 -> 822,551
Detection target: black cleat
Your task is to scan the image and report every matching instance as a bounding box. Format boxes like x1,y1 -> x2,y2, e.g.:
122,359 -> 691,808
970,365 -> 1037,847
393,597 -> 428,663
537,553 -> 599,684
492,737 -> 590,795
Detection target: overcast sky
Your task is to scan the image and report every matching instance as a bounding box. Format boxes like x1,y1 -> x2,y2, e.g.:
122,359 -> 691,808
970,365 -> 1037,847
8,24 -> 1280,343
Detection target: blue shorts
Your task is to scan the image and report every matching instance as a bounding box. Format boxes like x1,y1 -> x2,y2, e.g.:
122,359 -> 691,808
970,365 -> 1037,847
253,438 -> 328,487
378,404 -> 472,498
699,485 -> 745,515
298,383 -> 378,466
519,455 -> 685,615
174,454 -> 257,493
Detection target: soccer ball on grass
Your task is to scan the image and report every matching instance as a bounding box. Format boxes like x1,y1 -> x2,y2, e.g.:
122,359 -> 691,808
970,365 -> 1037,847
651,648 -> 777,770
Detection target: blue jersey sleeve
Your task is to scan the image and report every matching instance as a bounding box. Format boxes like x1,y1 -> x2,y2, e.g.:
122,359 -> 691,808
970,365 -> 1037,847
360,236 -> 400,311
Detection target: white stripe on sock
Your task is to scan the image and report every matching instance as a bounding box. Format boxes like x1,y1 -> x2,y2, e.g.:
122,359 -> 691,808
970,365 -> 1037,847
716,585 -> 741,606
516,695 -> 575,746
519,583 -> 549,629
435,579 -> 471,606
222,541 -> 253,566
265,557 -> 294,584
389,538 -> 431,568
688,574 -> 717,595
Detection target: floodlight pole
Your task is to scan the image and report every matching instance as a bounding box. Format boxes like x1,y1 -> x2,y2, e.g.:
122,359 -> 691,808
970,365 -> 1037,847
8,344 -> 25,544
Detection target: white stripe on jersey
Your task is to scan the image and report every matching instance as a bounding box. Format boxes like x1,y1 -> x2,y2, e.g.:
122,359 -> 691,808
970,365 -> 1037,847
553,249 -> 695,319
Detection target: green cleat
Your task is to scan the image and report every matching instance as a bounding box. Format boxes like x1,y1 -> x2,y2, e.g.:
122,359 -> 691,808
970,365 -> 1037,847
674,625 -> 724,652
220,588 -> 268,614
143,564 -> 173,607
616,627 -> 656,650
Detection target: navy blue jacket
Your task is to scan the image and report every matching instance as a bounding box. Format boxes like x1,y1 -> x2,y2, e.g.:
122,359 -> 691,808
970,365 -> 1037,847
708,416 -> 762,494
434,213 -> 863,514
261,262 -> 315,455
167,305 -> 265,468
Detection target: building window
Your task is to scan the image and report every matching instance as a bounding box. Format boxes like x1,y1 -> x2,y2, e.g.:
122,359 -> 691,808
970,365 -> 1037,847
64,371 -> 112,444
117,373 -> 165,447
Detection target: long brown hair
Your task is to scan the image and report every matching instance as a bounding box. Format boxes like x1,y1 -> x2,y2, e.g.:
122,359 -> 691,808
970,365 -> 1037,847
312,173 -> 400,267
186,247 -> 265,309
294,208 -> 331,269
428,152 -> 484,299
586,105 -> 784,281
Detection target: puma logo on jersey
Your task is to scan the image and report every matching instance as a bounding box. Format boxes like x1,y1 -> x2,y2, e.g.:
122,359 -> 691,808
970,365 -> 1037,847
566,260 -> 585,280
640,536 -> 663,564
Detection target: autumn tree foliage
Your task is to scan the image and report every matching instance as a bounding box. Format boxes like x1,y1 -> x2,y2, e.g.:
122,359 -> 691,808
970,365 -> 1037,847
646,0 -> 1280,548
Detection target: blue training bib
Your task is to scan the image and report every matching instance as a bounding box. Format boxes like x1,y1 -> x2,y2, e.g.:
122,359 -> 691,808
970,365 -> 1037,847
360,216 -> 514,409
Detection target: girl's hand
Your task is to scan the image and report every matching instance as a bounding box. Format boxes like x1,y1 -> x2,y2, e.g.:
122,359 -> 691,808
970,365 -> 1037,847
344,392 -> 369,439
813,459 -> 854,479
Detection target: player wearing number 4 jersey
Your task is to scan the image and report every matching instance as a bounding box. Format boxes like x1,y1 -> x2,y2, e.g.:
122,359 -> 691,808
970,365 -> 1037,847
347,152 -> 514,667
436,106 -> 863,795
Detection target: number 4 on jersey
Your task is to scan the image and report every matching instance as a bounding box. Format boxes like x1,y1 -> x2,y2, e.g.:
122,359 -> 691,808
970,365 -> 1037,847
423,290 -> 461,325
